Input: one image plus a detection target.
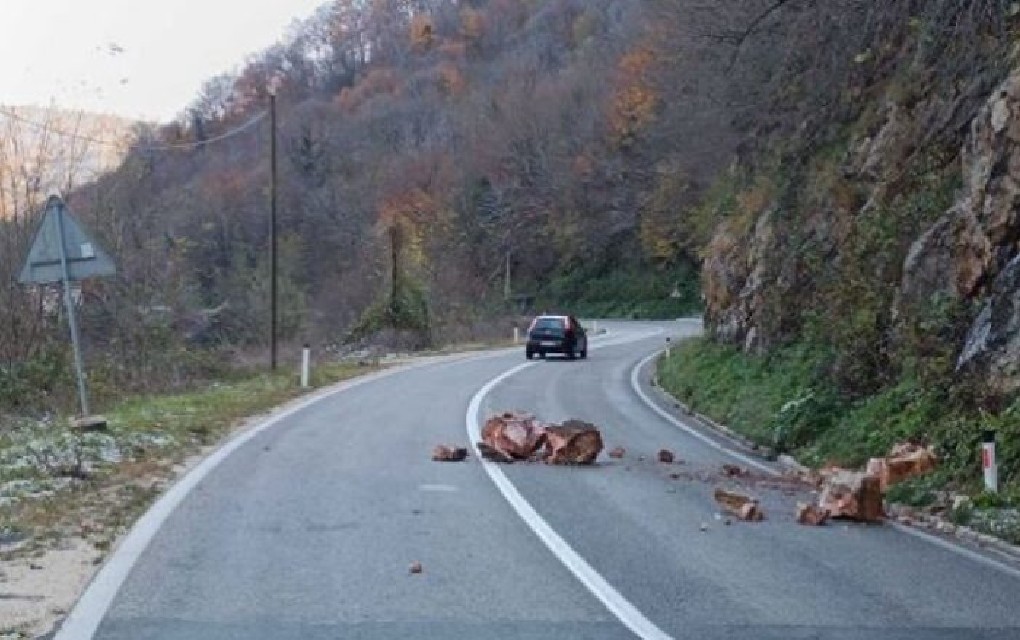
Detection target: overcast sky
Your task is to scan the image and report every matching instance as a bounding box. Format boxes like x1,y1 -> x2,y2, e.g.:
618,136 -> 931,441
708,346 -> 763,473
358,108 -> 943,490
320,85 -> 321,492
1,0 -> 327,123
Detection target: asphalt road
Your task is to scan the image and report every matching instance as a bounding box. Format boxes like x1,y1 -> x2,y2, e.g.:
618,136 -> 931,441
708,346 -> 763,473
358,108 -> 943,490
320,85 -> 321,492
70,321 -> 1020,639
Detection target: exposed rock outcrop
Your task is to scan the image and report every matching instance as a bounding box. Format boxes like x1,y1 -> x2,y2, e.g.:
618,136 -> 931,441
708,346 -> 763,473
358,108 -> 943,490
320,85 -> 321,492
900,67 -> 1020,392
703,60 -> 1020,394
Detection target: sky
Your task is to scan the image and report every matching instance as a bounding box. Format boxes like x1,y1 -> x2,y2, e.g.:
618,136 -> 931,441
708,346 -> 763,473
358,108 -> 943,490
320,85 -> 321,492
1,0 -> 328,123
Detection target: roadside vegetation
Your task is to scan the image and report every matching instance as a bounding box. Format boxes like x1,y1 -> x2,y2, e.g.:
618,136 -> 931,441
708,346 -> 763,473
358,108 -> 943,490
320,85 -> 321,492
658,338 -> 1020,544
0,360 -> 376,559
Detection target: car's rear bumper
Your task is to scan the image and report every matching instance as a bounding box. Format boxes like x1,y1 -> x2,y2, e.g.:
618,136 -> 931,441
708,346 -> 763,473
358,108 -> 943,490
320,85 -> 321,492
526,340 -> 571,354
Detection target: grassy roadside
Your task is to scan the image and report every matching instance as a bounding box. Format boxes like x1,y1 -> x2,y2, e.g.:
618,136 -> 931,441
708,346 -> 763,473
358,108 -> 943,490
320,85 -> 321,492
0,360 -> 381,562
657,336 -> 1020,543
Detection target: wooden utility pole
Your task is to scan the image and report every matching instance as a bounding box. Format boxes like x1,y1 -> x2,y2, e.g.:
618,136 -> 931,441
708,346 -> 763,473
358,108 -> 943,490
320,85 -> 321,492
270,90 -> 278,370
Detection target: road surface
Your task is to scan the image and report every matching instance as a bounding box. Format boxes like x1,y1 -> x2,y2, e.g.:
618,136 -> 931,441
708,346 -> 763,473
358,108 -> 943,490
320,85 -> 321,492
61,321 -> 1020,639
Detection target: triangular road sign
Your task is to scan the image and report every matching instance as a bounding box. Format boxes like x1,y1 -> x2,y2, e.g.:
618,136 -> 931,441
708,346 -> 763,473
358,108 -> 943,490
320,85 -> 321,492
18,196 -> 116,284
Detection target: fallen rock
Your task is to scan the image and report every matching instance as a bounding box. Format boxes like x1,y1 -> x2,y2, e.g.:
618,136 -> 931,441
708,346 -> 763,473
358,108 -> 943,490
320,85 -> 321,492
608,446 -> 626,459
866,443 -> 937,492
818,470 -> 883,522
713,488 -> 765,521
409,561 -> 423,575
476,442 -> 515,464
431,445 -> 468,462
481,412 -> 546,460
722,463 -> 748,477
543,420 -> 603,465
658,449 -> 675,463
796,502 -> 829,526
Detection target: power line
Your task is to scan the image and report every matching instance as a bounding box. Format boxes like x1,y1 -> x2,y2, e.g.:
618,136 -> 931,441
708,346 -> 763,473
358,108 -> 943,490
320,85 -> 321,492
0,107 -> 268,152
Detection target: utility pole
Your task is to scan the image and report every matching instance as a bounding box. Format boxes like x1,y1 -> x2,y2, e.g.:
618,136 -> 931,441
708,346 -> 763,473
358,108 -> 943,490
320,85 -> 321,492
503,250 -> 511,302
269,88 -> 278,370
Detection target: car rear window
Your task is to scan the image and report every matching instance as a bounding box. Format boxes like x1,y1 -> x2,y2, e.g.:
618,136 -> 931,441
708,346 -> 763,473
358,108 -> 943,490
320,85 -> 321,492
533,317 -> 565,330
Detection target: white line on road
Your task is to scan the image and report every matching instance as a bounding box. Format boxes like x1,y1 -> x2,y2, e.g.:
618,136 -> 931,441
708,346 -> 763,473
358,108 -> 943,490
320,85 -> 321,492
630,351 -> 774,475
57,324 -> 665,639
630,348 -> 1020,582
55,348 -> 527,640
466,331 -> 673,640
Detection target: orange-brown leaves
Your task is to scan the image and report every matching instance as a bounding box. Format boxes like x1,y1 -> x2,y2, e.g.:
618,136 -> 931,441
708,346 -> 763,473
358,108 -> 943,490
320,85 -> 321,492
410,14 -> 435,51
609,48 -> 659,146
379,188 -> 437,230
437,63 -> 467,96
336,68 -> 400,112
461,7 -> 486,41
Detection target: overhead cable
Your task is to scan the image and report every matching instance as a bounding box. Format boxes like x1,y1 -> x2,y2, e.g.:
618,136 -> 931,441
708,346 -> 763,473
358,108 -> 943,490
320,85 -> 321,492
0,107 -> 268,152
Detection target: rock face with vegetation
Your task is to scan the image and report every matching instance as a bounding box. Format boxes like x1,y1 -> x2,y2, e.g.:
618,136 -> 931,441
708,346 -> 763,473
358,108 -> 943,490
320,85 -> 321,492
701,4 -> 1020,404
664,3 -> 1020,513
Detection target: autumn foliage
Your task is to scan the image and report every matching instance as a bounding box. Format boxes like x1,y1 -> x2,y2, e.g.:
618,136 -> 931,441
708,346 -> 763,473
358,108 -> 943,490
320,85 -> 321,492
610,48 -> 659,146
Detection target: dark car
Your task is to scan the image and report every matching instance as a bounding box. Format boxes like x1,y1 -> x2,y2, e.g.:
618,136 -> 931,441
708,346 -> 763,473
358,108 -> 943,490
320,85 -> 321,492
525,315 -> 587,360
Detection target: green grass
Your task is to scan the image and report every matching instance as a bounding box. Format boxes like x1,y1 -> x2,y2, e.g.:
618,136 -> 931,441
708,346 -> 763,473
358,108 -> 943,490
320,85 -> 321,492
657,337 -> 1020,498
0,360 -> 380,554
657,338 -> 828,448
106,361 -> 379,448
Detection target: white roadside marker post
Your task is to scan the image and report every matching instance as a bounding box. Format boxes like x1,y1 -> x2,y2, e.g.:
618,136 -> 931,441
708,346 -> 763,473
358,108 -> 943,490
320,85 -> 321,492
665,337 -> 671,358
982,430 -> 998,493
300,344 -> 311,389
513,327 -> 520,344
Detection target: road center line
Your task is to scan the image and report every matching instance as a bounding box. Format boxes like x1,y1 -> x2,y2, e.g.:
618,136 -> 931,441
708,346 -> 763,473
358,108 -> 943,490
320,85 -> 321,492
466,331 -> 672,640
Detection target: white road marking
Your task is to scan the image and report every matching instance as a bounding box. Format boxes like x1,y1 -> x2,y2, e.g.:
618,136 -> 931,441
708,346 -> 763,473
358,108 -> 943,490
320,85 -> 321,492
419,484 -> 459,492
630,351 -> 774,475
631,346 -> 1020,581
466,329 -> 672,640
55,348 -> 534,640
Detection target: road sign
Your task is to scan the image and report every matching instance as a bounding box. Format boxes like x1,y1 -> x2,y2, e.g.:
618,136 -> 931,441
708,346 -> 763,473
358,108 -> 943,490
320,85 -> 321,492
18,196 -> 115,285
17,196 -> 116,418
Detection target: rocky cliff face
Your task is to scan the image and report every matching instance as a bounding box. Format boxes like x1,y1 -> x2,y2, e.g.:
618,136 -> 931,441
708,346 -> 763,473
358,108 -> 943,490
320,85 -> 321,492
703,58 -> 1020,396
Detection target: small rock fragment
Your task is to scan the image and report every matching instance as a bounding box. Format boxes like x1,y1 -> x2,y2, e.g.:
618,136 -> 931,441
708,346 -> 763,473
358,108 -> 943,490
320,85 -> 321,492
722,463 -> 747,477
669,472 -> 682,480
409,561 -> 423,574
658,449 -> 675,464
713,488 -> 765,521
608,446 -> 626,459
432,445 -> 468,462
699,522 -> 708,532
29,563 -> 43,570
795,502 -> 829,526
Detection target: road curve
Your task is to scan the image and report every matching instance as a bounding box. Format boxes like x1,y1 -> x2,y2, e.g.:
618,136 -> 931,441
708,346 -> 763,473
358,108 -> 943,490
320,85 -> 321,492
62,321 -> 1020,639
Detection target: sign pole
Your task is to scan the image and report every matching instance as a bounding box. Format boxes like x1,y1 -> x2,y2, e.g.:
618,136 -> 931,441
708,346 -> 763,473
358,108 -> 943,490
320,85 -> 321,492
54,203 -> 90,417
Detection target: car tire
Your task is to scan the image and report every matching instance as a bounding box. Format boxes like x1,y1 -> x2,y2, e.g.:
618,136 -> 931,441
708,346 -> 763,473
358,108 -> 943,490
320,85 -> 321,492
526,350 -> 533,360
580,344 -> 588,359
